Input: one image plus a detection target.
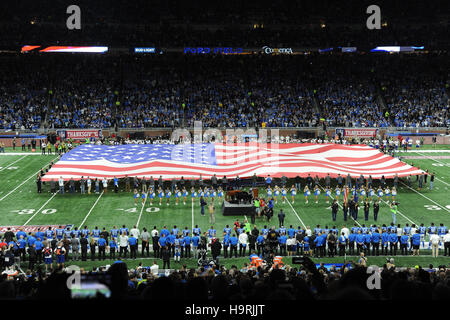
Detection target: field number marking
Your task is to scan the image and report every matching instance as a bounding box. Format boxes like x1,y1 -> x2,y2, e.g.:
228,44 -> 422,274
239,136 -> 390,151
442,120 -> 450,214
12,208 -> 57,215
116,207 -> 160,213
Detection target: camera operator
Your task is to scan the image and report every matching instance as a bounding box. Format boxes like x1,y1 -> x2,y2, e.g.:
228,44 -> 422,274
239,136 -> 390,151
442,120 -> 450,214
3,245 -> 15,271
390,201 -> 398,225
199,232 -> 208,251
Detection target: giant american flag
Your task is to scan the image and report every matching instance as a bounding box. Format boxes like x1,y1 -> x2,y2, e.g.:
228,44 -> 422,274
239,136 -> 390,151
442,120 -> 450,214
41,143 -> 424,181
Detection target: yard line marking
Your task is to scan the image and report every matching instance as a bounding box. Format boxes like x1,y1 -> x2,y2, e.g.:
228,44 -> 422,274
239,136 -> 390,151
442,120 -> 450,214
285,198 -> 306,229
23,193 -> 58,226
0,155 -> 27,172
318,185 -> 362,227
416,152 -> 450,186
400,181 -> 450,213
191,200 -> 194,231
0,156 -> 59,202
136,194 -> 148,228
78,191 -> 104,228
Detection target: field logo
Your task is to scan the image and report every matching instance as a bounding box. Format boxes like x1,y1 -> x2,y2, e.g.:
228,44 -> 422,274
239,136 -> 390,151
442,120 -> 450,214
66,265 -> 81,290
366,265 -> 381,289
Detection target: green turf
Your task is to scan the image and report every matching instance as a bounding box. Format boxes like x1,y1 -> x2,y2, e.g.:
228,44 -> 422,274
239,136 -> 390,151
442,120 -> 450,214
1,145 -> 449,268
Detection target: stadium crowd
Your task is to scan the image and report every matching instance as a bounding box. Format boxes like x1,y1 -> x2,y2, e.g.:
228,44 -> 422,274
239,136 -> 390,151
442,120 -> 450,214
0,261 -> 449,300
0,54 -> 448,130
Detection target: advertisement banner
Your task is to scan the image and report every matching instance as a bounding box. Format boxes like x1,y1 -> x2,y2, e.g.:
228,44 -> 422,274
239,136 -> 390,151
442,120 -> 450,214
0,224 -> 73,233
262,46 -> 293,54
57,129 -> 102,140
21,46 -> 108,53
337,128 -> 378,138
336,128 -> 378,138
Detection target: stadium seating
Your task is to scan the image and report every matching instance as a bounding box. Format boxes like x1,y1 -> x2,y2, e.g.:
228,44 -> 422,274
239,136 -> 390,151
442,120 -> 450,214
0,54 -> 448,130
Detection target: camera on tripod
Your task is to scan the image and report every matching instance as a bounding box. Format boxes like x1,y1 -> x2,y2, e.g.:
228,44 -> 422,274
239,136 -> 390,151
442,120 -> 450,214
197,249 -> 218,267
262,231 -> 279,261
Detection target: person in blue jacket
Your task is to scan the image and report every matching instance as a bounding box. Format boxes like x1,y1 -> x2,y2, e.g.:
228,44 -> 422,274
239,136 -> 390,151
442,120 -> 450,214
314,232 -> 326,257
159,226 -> 170,238
355,231 -> 365,254
109,238 -> 117,260
192,233 -> 200,259
222,233 -> 230,258
128,234 -> 138,259
27,233 -> 36,247
411,230 -> 421,256
389,230 -> 398,256
348,231 -> 356,255
35,229 -> 45,242
98,236 -> 107,260
287,225 -> 296,239
166,233 -> 175,256
158,234 -> 167,258
16,229 -> 27,240
400,232 -> 409,255
229,234 -> 238,258
184,234 -> 192,258
17,236 -> 27,261
371,229 -> 381,256
302,235 -> 310,256
266,175 -> 272,187
34,238 -> 44,264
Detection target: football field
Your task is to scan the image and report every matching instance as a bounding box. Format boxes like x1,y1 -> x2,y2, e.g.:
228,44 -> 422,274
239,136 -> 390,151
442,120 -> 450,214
0,144 -> 449,268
